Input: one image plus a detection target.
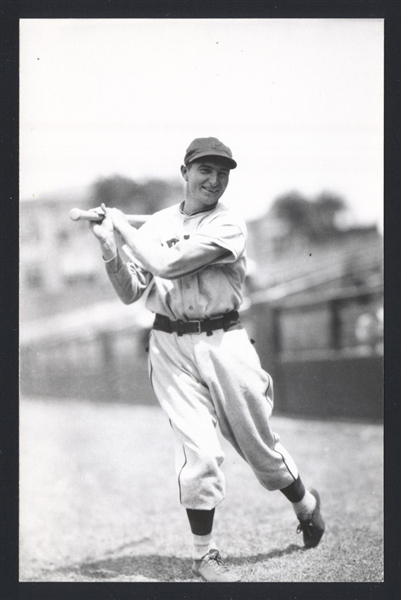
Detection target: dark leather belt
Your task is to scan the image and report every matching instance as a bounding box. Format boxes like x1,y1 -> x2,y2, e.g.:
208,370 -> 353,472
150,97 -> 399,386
153,310 -> 240,336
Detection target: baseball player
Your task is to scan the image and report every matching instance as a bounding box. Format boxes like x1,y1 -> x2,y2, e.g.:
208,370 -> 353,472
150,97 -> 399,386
89,137 -> 325,582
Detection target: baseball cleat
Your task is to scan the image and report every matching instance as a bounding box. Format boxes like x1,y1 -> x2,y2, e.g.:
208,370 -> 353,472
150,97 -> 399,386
296,488 -> 325,548
191,549 -> 242,582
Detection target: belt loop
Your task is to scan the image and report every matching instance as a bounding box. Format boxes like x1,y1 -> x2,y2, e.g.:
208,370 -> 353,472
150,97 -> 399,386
223,312 -> 230,332
203,317 -> 214,337
176,319 -> 184,337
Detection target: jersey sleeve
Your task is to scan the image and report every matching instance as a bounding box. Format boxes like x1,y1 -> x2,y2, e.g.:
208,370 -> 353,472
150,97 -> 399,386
194,212 -> 247,265
105,250 -> 153,304
110,207 -> 246,281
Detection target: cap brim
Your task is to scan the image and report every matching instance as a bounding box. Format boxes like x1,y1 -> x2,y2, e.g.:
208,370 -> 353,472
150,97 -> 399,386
186,152 -> 237,169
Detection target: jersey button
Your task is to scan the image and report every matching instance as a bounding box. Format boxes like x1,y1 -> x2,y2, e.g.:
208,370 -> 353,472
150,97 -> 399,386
189,306 -> 194,310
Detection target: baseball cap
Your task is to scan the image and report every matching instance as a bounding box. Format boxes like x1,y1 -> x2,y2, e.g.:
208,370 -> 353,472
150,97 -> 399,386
184,137 -> 237,169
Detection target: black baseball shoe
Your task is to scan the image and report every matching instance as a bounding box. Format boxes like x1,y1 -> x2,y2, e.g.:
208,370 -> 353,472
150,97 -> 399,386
191,549 -> 242,582
296,488 -> 325,548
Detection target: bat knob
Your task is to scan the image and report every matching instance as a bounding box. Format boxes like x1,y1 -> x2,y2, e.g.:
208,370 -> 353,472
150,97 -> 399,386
69,208 -> 82,221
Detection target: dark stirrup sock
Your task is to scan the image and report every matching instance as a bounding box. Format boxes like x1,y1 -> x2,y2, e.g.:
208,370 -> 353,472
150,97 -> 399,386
280,476 -> 306,503
186,508 -> 215,536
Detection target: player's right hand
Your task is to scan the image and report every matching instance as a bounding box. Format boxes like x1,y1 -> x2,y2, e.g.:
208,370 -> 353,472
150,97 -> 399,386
89,206 -> 115,243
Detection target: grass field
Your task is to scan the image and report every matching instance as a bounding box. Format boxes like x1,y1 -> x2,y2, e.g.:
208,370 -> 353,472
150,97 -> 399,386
19,396 -> 383,583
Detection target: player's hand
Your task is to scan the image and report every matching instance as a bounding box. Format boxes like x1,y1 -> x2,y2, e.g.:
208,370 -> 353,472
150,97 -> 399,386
89,205 -> 115,243
101,204 -> 135,238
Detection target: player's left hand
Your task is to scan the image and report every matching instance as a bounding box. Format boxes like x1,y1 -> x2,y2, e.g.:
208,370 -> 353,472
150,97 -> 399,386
101,203 -> 132,236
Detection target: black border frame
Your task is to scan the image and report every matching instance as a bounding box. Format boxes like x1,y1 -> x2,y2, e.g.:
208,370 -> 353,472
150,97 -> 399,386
1,2 -> 400,599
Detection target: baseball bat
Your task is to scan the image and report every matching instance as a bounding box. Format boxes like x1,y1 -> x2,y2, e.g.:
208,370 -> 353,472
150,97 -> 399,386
70,208 -> 151,226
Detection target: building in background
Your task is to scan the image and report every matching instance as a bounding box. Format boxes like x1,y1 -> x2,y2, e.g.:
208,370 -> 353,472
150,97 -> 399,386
20,197 -> 100,293
246,210 -> 382,293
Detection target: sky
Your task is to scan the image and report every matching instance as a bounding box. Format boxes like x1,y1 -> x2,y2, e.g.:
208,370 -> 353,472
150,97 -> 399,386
20,18 -> 383,227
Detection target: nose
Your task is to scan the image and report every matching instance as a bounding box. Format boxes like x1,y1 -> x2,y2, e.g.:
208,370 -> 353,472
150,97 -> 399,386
208,171 -> 218,186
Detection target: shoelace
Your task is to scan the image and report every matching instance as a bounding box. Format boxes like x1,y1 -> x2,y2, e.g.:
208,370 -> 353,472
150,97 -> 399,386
297,517 -> 314,537
205,551 -> 229,573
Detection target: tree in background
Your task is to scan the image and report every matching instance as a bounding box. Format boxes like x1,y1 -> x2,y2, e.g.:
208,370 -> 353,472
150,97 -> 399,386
90,174 -> 183,215
270,191 -> 312,238
313,192 -> 346,240
270,190 -> 347,243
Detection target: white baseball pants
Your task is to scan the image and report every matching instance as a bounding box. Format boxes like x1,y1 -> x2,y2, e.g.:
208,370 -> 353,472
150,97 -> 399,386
148,327 -> 299,510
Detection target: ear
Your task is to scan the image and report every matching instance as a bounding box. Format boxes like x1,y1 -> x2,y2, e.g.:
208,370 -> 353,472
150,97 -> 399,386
180,164 -> 189,182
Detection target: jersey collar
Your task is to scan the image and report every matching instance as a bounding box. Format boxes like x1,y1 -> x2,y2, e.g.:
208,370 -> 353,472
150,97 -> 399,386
179,201 -> 218,218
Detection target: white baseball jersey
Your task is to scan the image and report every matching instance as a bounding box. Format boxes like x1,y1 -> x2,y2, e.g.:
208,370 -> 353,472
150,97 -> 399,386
105,200 -> 299,510
105,201 -> 247,319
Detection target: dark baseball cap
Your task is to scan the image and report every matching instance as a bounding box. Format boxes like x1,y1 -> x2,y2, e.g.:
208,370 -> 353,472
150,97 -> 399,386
184,137 -> 237,169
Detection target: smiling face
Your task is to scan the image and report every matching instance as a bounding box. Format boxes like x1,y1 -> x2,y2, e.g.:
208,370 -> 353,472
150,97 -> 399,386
180,157 -> 231,214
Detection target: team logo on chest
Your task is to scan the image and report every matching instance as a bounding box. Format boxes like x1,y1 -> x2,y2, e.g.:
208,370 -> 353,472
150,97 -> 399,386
165,235 -> 190,248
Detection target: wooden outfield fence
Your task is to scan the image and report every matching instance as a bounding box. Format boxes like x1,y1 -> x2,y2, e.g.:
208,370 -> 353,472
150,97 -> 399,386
20,279 -> 383,420
243,280 -> 383,421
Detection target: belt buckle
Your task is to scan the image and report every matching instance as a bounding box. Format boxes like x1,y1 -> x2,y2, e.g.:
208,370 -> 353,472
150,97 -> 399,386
190,319 -> 202,334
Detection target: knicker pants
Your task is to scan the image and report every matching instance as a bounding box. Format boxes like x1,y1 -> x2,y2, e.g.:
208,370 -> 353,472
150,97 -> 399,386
148,327 -> 299,510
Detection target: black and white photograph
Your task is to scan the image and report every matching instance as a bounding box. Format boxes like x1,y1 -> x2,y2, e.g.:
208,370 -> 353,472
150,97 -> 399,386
17,15 -> 385,589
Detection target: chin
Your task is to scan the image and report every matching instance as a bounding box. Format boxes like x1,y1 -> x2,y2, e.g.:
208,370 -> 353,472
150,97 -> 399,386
203,193 -> 222,204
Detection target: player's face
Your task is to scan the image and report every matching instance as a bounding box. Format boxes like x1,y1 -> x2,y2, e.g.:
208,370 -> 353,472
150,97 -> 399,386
181,158 -> 230,213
